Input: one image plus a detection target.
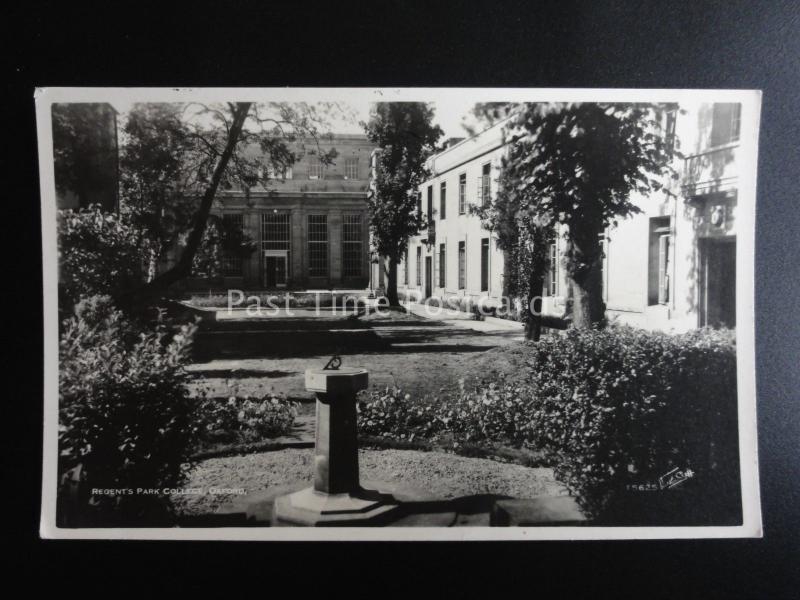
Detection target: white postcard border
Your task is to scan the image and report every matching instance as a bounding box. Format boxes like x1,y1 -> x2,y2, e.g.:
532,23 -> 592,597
36,87 -> 762,541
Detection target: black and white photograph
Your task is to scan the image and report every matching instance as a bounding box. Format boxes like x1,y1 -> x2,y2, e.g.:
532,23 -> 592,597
36,87 -> 761,540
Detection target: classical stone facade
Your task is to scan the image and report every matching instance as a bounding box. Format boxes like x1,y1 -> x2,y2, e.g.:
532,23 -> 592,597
400,101 -> 742,331
399,126 -> 507,307
209,134 -> 375,290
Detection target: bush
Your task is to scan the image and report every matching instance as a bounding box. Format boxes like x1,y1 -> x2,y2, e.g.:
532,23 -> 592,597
58,206 -> 144,311
357,389 -> 443,441
357,379 -> 537,445
195,392 -> 298,446
524,326 -> 739,523
357,326 -> 739,524
58,295 -> 199,525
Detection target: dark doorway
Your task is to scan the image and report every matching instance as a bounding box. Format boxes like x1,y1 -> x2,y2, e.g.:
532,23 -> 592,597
425,256 -> 433,299
700,238 -> 736,328
264,255 -> 287,288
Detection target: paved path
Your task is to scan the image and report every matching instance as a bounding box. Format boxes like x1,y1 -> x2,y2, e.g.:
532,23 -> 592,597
174,447 -> 568,525
403,302 -> 525,334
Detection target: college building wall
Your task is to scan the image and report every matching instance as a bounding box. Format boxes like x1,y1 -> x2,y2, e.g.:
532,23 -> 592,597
400,102 -> 741,332
399,119 -> 509,305
605,101 -> 740,331
183,134 -> 375,292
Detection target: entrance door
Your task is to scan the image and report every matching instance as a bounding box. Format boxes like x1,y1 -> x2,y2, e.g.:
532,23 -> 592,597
264,253 -> 287,288
424,256 -> 433,299
700,238 -> 736,328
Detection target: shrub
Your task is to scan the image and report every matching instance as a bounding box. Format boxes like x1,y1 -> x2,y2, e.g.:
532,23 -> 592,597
195,392 -> 298,445
357,379 -> 537,445
357,388 -> 444,441
524,326 -> 739,523
57,206 -> 144,311
58,295 -> 199,525
356,326 -> 739,524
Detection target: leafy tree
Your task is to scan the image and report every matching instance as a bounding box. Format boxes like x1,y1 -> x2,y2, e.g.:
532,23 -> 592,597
474,161 -> 553,340
58,206 -> 144,312
118,103 -> 199,280
364,102 -> 443,305
501,102 -> 677,328
116,102 -> 339,309
461,102 -> 520,136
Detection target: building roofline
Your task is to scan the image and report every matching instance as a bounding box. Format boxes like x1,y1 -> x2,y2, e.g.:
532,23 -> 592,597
429,111 -> 517,161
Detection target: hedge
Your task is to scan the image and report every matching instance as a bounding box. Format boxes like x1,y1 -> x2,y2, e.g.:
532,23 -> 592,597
58,296 -> 199,525
357,325 -> 739,524
58,295 -> 299,526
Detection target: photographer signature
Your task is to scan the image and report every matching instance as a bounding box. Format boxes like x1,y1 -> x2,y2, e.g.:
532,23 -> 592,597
626,467 -> 695,492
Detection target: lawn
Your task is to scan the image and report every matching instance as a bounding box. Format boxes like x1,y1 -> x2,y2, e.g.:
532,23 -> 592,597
186,309 -> 526,401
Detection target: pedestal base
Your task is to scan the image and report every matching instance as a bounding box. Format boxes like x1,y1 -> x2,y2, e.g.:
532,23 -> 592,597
272,485 -> 402,526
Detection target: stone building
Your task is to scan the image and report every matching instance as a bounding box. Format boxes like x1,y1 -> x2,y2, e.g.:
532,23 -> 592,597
399,101 -> 742,331
208,134 -> 376,290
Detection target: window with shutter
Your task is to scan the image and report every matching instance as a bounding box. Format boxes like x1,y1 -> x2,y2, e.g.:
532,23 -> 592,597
710,103 -> 742,147
648,217 -> 671,305
458,173 -> 466,214
440,181 -> 446,220
416,246 -> 422,286
458,241 -> 466,289
658,233 -> 671,305
427,185 -> 433,221
481,163 -> 491,207
544,241 -> 559,296
439,243 -> 446,288
480,238 -> 489,292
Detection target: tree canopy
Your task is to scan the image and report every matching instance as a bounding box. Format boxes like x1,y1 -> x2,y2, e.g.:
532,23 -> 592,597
497,102 -> 678,327
55,101 -> 348,311
118,101 -> 341,306
364,102 -> 443,304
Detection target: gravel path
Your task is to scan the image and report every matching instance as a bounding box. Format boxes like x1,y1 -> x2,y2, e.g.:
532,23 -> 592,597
173,448 -> 566,516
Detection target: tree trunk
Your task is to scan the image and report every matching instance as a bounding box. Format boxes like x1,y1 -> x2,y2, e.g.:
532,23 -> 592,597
525,255 -> 545,341
121,102 -> 252,309
386,254 -> 399,306
570,272 -> 605,328
501,247 -> 514,316
568,227 -> 606,328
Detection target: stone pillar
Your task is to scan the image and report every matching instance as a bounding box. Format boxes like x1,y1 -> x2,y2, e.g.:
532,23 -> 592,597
328,209 -> 343,288
291,209 -> 304,288
271,367 -> 402,526
309,368 -> 365,494
244,211 -> 261,287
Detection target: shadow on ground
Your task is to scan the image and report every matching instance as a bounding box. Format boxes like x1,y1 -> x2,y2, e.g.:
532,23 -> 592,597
191,315 -> 511,361
176,492 -> 517,527
192,317 -> 389,360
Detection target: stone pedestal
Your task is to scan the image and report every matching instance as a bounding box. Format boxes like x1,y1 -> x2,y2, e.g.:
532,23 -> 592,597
271,367 -> 403,526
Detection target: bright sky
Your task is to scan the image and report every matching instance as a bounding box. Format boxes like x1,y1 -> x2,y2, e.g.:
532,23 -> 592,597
111,96 -> 480,140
